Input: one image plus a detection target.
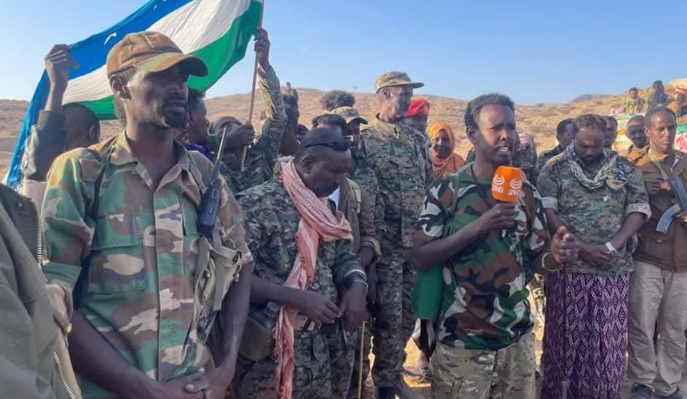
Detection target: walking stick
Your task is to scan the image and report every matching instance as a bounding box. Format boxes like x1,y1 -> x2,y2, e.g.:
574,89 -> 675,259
357,321 -> 366,399
240,1 -> 265,171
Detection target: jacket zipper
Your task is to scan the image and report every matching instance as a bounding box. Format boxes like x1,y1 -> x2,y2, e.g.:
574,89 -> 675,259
53,351 -> 77,399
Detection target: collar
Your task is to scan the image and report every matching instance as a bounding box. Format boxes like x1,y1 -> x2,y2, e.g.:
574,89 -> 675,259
110,131 -> 191,172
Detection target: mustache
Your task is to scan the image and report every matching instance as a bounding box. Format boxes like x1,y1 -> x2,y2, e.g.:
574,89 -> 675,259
163,95 -> 188,107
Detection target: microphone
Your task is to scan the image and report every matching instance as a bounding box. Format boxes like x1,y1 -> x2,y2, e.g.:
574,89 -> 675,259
491,166 -> 524,203
492,166 -> 524,238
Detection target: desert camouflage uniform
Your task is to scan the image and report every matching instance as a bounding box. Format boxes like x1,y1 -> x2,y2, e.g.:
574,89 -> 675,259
537,144 -> 565,172
431,332 -> 535,399
361,117 -> 432,388
41,133 -> 250,398
218,66 -> 286,193
233,178 -> 365,399
414,167 -> 549,398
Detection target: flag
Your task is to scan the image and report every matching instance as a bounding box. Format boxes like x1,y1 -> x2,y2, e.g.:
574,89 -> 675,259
4,0 -> 263,188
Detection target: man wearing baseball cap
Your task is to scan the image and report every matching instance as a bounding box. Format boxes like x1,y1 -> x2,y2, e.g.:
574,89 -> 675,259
41,31 -> 253,399
360,71 -> 431,399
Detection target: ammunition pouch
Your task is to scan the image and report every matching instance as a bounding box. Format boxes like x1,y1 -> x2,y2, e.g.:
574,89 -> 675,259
194,235 -> 243,342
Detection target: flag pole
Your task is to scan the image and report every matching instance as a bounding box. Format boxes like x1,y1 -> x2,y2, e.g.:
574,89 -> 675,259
240,1 -> 265,172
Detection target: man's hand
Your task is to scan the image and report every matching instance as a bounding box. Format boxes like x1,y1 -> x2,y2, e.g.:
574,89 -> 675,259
645,179 -> 663,196
679,211 -> 687,224
141,372 -> 204,399
182,368 -> 233,399
295,290 -> 340,325
550,226 -> 578,264
579,243 -> 612,267
45,44 -> 77,96
477,202 -> 516,233
340,283 -> 367,332
227,123 -> 255,148
254,28 -> 270,71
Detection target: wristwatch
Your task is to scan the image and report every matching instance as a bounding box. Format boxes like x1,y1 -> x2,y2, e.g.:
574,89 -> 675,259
605,241 -> 618,254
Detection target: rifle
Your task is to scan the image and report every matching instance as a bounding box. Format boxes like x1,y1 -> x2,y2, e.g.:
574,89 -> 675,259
656,175 -> 687,233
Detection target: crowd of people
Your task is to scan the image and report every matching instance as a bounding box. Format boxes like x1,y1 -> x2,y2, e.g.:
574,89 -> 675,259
1,28 -> 687,399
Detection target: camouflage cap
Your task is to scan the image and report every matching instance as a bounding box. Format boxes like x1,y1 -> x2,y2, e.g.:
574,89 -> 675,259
106,31 -> 208,77
375,71 -> 424,92
332,106 -> 368,125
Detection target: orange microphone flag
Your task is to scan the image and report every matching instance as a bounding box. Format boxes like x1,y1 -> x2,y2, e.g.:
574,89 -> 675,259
492,166 -> 524,203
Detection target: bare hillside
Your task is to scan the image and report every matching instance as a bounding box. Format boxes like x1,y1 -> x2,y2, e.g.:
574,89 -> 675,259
0,86 -> 650,178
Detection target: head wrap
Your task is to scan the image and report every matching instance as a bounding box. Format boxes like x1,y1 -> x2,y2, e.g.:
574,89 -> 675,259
427,122 -> 465,178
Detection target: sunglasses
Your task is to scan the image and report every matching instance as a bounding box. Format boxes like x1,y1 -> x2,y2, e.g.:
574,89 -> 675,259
304,140 -> 353,152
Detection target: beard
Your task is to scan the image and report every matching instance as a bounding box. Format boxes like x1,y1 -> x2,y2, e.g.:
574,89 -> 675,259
162,109 -> 188,129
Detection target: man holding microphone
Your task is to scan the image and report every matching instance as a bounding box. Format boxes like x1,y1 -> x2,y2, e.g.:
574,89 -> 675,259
411,93 -> 577,399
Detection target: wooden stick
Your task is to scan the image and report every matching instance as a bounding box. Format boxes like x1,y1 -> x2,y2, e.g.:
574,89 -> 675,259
240,2 -> 265,172
357,321 -> 366,399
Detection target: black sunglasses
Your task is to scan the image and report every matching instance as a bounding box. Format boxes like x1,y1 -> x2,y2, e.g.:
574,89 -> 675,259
304,140 -> 352,152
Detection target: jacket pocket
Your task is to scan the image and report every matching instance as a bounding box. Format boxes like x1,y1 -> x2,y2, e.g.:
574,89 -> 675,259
88,213 -> 146,293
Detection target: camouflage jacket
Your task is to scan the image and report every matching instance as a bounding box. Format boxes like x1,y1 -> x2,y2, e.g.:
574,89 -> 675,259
537,152 -> 650,275
362,117 -> 432,249
414,165 -> 549,350
338,178 -> 381,262
537,144 -> 564,172
41,133 -> 251,398
237,178 -> 365,322
219,66 -> 287,193
348,146 -> 384,242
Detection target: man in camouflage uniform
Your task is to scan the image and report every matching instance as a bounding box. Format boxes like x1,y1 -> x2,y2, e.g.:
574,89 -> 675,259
310,113 -> 382,397
412,93 -> 576,399
328,106 -> 386,397
41,32 -> 253,399
537,114 -> 649,398
212,28 -> 287,193
232,127 -> 367,399
361,71 -> 431,399
537,118 -> 575,171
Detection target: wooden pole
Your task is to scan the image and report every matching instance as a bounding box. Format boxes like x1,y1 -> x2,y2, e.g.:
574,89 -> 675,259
357,321 -> 366,399
240,1 -> 265,171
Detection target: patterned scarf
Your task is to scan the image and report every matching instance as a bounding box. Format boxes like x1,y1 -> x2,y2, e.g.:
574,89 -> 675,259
564,143 -> 627,191
274,161 -> 353,399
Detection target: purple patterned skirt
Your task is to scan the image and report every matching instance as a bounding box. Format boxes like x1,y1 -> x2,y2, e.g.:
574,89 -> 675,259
540,271 -> 630,399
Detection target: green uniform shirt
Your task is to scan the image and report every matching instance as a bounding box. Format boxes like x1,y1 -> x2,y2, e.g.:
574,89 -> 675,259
41,133 -> 251,398
537,151 -> 650,275
414,166 -> 549,350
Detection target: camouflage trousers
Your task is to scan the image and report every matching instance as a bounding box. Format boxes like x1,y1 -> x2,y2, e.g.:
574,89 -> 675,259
362,246 -> 417,388
431,332 -> 536,399
232,324 -> 349,399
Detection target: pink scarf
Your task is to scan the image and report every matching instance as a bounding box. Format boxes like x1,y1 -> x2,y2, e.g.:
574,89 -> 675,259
274,161 -> 353,399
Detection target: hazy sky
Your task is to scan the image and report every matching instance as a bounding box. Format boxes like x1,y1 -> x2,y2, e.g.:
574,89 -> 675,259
0,0 -> 684,105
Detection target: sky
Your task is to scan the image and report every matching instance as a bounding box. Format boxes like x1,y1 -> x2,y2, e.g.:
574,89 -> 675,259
0,0 -> 684,105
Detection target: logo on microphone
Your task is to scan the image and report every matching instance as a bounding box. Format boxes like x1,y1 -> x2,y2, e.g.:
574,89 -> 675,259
492,166 -> 524,203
